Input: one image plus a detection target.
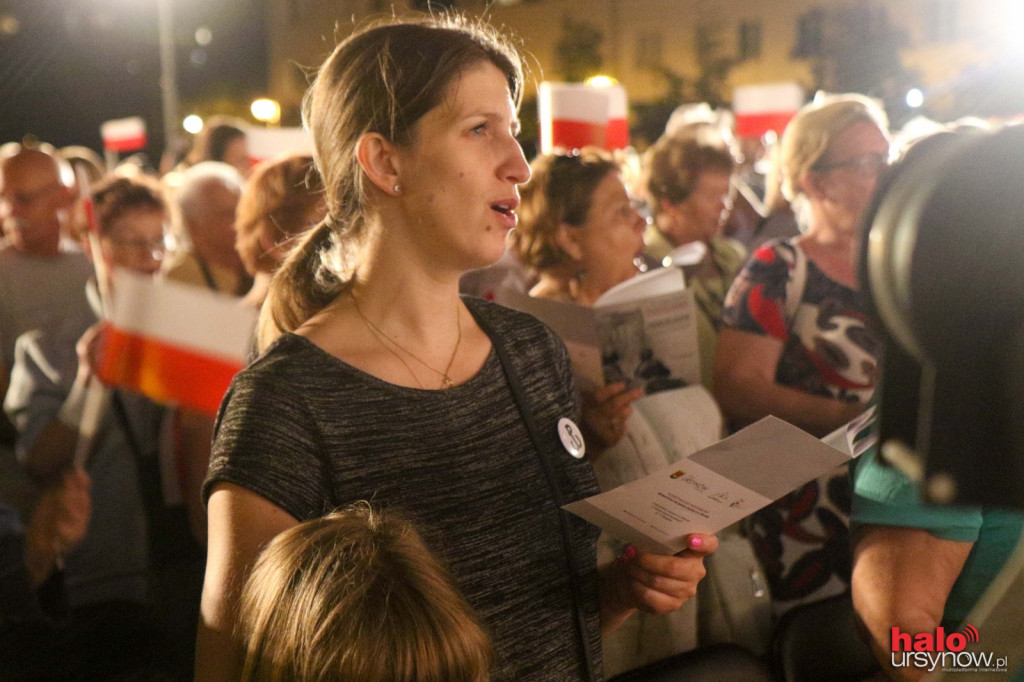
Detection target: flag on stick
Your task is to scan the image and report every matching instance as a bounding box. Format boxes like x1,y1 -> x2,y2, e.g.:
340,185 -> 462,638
733,82 -> 805,138
71,165 -> 112,467
95,269 -> 257,415
538,82 -> 630,153
100,116 -> 148,153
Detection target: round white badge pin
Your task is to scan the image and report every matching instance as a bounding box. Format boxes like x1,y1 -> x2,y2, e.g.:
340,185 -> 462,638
557,417 -> 586,459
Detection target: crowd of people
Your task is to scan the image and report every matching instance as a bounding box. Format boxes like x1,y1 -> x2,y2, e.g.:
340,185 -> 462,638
0,10 -> 1021,682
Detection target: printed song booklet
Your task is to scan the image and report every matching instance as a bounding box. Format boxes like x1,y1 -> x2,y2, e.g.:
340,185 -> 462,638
499,267 -> 722,489
498,267 -> 700,393
564,409 -> 877,555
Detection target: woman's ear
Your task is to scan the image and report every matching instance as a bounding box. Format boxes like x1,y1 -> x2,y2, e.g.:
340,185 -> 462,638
554,223 -> 585,262
355,132 -> 401,196
654,198 -> 678,234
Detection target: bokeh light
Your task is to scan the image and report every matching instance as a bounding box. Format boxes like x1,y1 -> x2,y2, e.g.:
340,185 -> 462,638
250,98 -> 281,125
585,75 -> 618,88
195,26 -> 212,46
182,115 -> 203,134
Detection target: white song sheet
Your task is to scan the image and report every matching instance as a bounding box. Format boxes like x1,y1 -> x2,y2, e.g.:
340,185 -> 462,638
565,413 -> 873,555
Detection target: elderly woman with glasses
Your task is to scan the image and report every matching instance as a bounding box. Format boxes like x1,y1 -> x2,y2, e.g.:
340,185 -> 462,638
712,93 -> 889,614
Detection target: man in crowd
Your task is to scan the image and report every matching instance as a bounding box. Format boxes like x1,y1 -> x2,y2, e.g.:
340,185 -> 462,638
0,146 -> 93,448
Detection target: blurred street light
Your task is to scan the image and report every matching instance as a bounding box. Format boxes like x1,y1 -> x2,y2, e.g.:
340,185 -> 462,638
251,98 -> 281,126
0,13 -> 20,35
183,114 -> 203,134
585,75 -> 618,87
906,88 -> 924,108
195,25 -> 212,46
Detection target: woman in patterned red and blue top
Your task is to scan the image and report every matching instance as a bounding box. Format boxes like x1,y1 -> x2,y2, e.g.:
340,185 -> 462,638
712,93 -> 889,614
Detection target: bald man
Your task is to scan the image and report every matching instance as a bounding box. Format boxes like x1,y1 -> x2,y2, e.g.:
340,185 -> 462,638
0,147 -> 93,445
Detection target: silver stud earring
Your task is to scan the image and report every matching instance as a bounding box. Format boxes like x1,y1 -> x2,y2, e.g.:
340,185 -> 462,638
393,183 -> 401,194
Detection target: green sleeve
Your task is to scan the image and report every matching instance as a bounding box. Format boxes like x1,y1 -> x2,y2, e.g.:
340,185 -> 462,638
851,446 -> 982,543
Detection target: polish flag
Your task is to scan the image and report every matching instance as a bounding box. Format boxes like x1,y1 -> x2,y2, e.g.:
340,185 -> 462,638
733,82 -> 805,138
605,85 -> 630,151
95,269 -> 258,415
245,126 -> 314,166
539,82 -> 629,153
100,116 -> 148,153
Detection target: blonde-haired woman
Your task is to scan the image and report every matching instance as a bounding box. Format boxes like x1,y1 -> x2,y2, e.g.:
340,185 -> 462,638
238,504 -> 493,682
713,93 -> 889,612
197,15 -> 716,682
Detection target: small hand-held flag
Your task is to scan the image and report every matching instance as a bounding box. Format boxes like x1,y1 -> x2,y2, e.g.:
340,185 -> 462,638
538,82 -> 630,153
94,269 -> 257,416
732,82 -> 805,138
100,116 -> 148,154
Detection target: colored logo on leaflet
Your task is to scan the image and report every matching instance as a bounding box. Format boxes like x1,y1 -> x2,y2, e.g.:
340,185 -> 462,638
890,625 -> 1009,674
670,470 -> 685,479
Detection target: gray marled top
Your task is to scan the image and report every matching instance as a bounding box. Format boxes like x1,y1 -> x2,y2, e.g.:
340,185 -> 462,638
205,297 -> 604,681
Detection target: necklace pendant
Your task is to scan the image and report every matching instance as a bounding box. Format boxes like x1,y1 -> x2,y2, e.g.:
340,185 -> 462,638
442,375 -> 454,389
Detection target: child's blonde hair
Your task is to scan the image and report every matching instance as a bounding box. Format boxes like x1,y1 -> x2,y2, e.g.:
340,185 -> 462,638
237,503 -> 493,682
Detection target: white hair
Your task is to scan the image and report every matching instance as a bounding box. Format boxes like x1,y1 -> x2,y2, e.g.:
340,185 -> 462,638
175,160 -> 244,222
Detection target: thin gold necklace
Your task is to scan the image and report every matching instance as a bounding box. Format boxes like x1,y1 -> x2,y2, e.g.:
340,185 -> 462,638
350,291 -> 462,389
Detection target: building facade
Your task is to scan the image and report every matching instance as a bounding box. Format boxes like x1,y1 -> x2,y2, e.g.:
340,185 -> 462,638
267,0 -> 1018,128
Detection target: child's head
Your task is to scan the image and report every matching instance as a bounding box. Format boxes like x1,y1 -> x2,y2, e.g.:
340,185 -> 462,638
237,503 -> 493,682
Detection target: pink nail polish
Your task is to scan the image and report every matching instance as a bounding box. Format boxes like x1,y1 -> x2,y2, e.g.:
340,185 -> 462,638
623,545 -> 637,560
689,536 -> 703,549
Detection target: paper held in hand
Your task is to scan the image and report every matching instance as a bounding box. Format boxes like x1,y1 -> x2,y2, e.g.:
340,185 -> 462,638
564,409 -> 877,555
498,267 -> 700,393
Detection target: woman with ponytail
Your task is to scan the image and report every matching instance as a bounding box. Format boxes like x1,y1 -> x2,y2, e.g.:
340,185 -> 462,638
197,14 -> 716,682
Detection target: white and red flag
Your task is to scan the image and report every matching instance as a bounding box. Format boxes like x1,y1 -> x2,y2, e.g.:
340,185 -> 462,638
95,269 -> 257,416
538,82 -> 630,153
732,82 -> 805,138
100,116 -> 148,153
605,85 -> 629,151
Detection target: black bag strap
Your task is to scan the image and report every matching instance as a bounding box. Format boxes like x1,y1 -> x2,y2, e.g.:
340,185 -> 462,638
109,390 -> 165,524
471,305 -> 598,682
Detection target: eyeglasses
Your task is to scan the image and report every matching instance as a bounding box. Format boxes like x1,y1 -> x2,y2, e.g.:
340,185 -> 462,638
104,233 -> 177,260
812,153 -> 889,176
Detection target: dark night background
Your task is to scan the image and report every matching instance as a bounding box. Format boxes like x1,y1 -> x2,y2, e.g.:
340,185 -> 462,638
2,0 -> 1023,164
0,0 -> 268,163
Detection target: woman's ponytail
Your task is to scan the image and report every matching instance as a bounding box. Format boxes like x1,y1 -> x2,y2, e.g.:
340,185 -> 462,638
257,217 -> 354,351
